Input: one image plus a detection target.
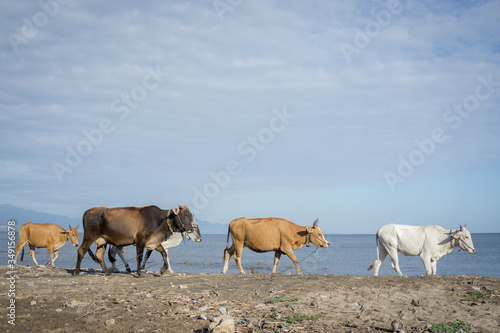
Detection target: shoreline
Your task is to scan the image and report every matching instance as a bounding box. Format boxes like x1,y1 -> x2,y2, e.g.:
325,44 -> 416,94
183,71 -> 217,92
1,266 -> 499,332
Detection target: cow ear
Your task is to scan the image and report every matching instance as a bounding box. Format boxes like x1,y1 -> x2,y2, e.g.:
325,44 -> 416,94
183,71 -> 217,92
172,207 -> 180,215
313,218 -> 319,227
306,225 -> 313,234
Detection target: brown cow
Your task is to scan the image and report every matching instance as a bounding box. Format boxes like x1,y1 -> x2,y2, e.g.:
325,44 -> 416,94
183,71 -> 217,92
222,217 -> 330,274
14,222 -> 79,267
74,205 -> 196,277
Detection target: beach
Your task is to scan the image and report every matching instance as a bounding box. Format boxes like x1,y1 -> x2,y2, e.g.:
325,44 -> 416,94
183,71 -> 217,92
1,266 -> 499,332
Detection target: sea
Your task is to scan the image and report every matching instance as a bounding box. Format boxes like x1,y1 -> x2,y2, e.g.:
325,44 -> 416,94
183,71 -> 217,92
2,233 -> 499,277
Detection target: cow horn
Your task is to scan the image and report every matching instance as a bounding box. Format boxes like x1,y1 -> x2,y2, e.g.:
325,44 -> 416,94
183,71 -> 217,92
172,207 -> 180,215
69,224 -> 72,229
313,218 -> 319,227
460,224 -> 464,231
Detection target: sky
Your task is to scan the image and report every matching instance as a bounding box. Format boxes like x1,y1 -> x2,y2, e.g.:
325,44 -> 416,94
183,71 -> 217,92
1,0 -> 499,234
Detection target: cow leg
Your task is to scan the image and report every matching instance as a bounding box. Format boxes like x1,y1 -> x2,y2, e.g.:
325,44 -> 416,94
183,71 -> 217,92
233,244 -> 246,274
14,240 -> 28,266
420,253 -> 433,276
154,245 -> 170,275
75,237 -> 96,275
46,246 -> 56,267
117,247 -> 131,273
51,249 -> 60,267
108,246 -> 118,273
29,246 -> 39,267
369,245 -> 388,276
282,249 -> 301,274
431,259 -> 438,275
136,242 -> 146,278
95,243 -> 110,275
387,248 -> 403,276
272,251 -> 282,274
165,249 -> 174,273
141,249 -> 153,270
222,245 -> 234,274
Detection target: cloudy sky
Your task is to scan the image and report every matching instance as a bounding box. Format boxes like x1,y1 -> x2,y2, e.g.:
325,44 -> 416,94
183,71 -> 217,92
1,0 -> 499,233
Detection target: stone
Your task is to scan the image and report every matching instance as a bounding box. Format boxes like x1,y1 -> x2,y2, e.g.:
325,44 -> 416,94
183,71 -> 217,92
209,315 -> 235,333
105,319 -> 115,326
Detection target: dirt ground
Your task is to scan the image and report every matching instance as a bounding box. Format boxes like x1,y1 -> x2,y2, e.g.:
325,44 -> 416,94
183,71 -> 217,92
1,266 -> 499,333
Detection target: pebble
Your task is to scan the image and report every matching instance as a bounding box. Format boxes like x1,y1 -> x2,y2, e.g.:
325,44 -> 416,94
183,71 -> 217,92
105,319 -> 115,326
219,306 -> 227,313
145,293 -> 153,298
472,286 -> 480,291
56,308 -> 62,313
178,285 -> 188,289
28,281 -> 34,287
30,300 -> 37,306
199,305 -> 208,311
199,314 -> 208,320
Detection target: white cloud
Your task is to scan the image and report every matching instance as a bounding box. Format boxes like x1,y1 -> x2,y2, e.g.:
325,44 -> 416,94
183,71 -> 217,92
1,0 -> 499,230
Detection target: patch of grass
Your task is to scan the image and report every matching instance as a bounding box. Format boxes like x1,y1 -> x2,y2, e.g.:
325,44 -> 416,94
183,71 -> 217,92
281,312 -> 321,324
428,319 -> 471,333
465,289 -> 496,301
269,294 -> 300,304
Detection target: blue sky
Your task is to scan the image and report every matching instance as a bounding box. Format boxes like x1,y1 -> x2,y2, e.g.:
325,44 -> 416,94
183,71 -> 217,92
1,0 -> 499,234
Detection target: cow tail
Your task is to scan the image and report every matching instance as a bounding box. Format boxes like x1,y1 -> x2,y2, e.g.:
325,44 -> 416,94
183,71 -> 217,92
367,231 -> 380,272
222,224 -> 231,264
225,224 -> 231,250
87,249 -> 98,263
21,247 -> 24,262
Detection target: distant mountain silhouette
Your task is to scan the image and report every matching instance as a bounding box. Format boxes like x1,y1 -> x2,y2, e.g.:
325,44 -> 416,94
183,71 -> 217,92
0,204 -> 228,234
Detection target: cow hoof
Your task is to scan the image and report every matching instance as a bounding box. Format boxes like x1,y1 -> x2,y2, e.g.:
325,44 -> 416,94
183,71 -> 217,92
104,271 -> 111,276
137,274 -> 145,278
126,267 -> 131,273
160,266 -> 167,275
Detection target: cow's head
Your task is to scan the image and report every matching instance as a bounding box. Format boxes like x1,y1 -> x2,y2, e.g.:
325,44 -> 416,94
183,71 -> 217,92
185,220 -> 202,243
453,224 -> 475,253
62,224 -> 79,247
305,218 -> 330,248
171,205 -> 196,234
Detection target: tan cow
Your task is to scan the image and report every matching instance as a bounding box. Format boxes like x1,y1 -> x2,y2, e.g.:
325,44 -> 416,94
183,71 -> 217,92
222,217 -> 330,274
14,222 -> 79,267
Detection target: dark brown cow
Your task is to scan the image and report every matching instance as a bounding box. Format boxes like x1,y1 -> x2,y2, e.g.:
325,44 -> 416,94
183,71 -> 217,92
14,222 -> 79,267
74,205 -> 195,277
222,217 -> 330,274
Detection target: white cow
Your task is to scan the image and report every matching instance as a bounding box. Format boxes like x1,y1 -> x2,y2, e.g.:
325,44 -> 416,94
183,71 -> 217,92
368,224 -> 475,276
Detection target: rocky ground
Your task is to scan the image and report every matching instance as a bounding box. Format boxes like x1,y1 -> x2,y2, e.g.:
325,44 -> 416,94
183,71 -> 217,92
1,266 -> 499,332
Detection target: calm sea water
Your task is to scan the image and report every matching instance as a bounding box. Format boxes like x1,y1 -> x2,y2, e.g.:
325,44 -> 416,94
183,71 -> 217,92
2,232 -> 499,277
